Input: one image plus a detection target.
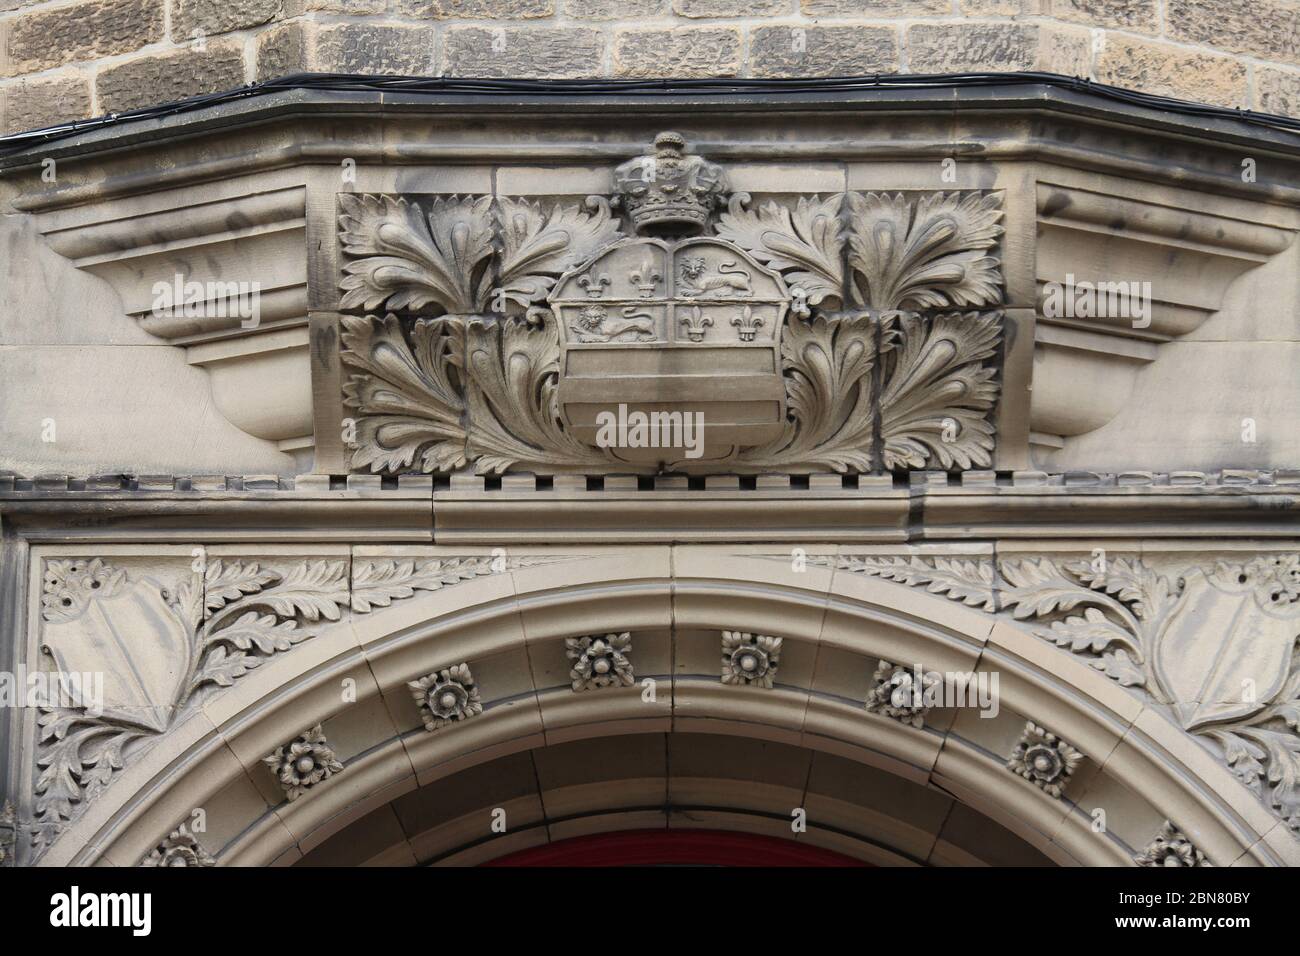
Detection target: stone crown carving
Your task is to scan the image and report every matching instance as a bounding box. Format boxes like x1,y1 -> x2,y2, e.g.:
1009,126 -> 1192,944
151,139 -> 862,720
337,132 -> 1005,477
613,131 -> 728,236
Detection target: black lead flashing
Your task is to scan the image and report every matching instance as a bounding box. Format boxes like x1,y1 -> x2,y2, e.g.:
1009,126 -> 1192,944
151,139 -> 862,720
3,70 -> 1300,157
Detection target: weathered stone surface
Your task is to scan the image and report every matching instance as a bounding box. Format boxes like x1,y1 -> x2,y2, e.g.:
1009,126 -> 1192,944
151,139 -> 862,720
801,0 -> 948,15
316,24 -> 435,76
563,0 -> 668,17
254,22 -> 309,80
1096,34 -> 1249,108
907,22 -> 1089,75
288,0 -> 384,11
0,74 -> 92,134
173,0 -> 282,39
394,0 -> 553,17
1257,66 -> 1300,118
749,25 -> 897,78
613,27 -> 742,78
674,0 -> 787,17
1167,0 -> 1300,66
4,0 -> 163,74
96,42 -> 246,113
958,0 -> 1042,12
443,27 -> 605,78
1046,0 -> 1158,32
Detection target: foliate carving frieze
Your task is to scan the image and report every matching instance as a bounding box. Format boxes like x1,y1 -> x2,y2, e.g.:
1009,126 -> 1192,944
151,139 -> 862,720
338,132 -> 1005,477
26,550 -> 581,861
844,551 -> 1300,832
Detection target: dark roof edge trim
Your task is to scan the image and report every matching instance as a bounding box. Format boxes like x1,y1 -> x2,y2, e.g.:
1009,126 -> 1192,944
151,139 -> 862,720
4,70 -> 1300,156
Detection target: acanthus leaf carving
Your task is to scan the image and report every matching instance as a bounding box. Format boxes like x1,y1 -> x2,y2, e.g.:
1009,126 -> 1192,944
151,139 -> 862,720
734,312 -> 876,473
494,195 -> 622,309
338,193 -> 495,314
714,192 -> 844,308
835,554 -> 996,611
350,554 -> 573,612
463,314 -> 617,474
845,191 -> 1004,312
340,313 -> 468,473
878,310 -> 1000,470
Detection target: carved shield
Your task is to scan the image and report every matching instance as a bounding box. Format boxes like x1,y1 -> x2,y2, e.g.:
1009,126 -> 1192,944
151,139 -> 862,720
550,237 -> 789,464
41,564 -> 190,733
1153,566 -> 1300,730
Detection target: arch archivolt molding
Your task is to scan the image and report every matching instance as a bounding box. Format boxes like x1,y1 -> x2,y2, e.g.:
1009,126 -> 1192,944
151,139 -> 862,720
7,544 -> 1298,868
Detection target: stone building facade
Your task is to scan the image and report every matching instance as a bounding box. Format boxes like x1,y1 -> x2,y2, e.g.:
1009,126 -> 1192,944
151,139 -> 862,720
2,6 -> 1300,869
3,0 -> 1300,134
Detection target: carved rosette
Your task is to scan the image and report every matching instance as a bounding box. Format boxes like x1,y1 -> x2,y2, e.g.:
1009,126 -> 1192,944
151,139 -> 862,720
721,631 -> 782,688
140,823 -> 215,868
264,725 -> 344,802
566,633 -> 635,691
1134,821 -> 1213,867
1007,721 -> 1083,798
865,661 -> 934,729
851,550 -> 1300,832
409,664 -> 482,732
336,134 -> 1005,477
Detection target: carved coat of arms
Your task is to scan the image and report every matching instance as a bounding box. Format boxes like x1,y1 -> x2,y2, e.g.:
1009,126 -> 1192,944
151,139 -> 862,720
336,131 -> 1006,475
550,218 -> 790,461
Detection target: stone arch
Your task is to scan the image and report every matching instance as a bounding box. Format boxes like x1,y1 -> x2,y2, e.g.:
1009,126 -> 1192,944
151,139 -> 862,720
41,551 -> 1285,867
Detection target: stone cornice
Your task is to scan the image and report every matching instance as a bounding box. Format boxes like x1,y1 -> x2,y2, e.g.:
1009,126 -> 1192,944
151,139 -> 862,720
4,472 -> 1300,543
6,82 -> 1300,207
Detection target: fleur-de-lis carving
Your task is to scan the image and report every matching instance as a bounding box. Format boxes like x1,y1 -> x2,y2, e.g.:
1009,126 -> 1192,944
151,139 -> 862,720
578,273 -> 611,298
679,305 -> 714,342
629,256 -> 662,297
730,305 -> 763,341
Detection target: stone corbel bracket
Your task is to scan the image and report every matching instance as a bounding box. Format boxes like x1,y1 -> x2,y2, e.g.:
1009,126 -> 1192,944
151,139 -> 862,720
14,174 -> 315,464
1031,179 -> 1297,450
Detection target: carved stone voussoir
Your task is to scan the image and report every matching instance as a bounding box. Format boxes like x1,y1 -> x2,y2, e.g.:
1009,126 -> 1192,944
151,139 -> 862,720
263,725 -> 344,802
858,549 -> 1300,832
566,633 -> 635,691
337,133 -> 1005,477
864,660 -> 934,728
140,823 -> 215,868
409,664 -> 483,732
721,630 -> 782,688
1006,721 -> 1083,798
1134,821 -> 1214,867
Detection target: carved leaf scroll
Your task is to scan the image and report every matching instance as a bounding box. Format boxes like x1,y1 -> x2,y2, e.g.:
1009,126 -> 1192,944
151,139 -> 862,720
734,312 -> 876,473
495,196 -> 622,309
465,315 -> 616,474
845,191 -> 1003,312
339,194 -> 495,314
340,313 -> 468,473
715,192 -> 844,307
878,311 -> 1000,470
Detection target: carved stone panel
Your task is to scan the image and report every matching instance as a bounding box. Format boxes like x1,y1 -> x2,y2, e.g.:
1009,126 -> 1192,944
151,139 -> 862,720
336,132 -> 1006,477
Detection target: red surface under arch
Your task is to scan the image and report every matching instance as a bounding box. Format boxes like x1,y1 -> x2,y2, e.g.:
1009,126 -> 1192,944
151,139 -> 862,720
483,829 -> 870,867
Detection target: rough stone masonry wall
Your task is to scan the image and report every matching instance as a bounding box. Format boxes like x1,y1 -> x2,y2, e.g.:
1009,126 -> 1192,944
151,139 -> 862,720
0,0 -> 1299,134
